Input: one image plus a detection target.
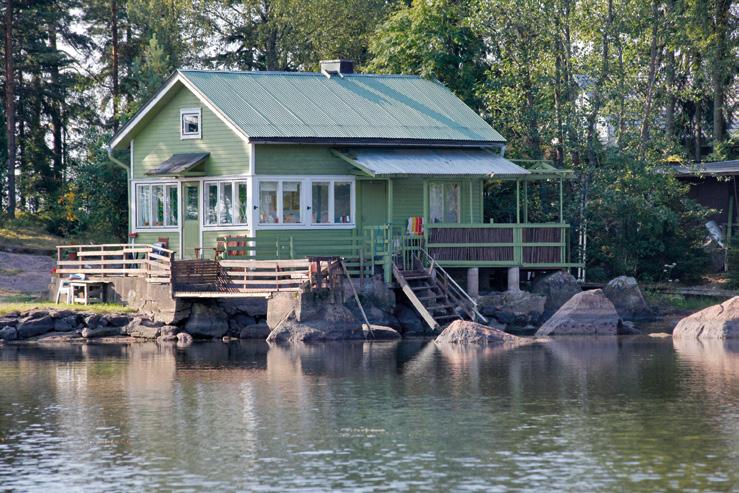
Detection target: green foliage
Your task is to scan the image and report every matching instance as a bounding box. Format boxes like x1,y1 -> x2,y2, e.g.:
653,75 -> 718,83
726,238 -> 739,289
585,153 -> 710,282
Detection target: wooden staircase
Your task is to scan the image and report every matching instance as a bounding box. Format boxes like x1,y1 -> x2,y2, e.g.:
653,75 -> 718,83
171,259 -> 234,294
392,250 -> 486,331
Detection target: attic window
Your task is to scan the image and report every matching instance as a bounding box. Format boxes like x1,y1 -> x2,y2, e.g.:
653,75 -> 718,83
180,108 -> 201,139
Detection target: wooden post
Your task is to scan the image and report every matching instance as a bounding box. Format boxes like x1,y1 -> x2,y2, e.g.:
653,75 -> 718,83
515,180 -> 520,224
523,180 -> 528,223
466,267 -> 479,298
387,179 -> 393,225
559,176 -> 564,223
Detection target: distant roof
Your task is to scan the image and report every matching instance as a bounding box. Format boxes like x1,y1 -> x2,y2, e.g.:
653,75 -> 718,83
332,148 -> 529,177
110,69 -> 505,149
146,152 -> 209,176
670,160 -> 739,177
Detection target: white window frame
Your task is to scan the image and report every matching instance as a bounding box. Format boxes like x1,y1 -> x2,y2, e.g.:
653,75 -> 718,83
256,176 -> 356,230
180,107 -> 202,140
202,179 -> 250,229
133,181 -> 179,230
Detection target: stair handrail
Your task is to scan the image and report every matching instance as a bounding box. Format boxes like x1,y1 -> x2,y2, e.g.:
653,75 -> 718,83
417,247 -> 488,324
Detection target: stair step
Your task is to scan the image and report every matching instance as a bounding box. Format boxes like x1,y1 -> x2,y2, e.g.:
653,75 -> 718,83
417,294 -> 446,301
427,303 -> 454,311
435,314 -> 461,320
402,272 -> 431,280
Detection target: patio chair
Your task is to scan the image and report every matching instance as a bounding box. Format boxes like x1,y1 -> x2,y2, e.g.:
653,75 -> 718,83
55,273 -> 85,304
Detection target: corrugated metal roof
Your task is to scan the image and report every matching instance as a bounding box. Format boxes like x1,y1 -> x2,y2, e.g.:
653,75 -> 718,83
179,70 -> 505,144
146,152 -> 209,175
670,160 -> 739,176
333,148 -> 529,177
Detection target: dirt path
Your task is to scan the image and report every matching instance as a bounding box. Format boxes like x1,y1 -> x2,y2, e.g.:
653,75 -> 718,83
0,251 -> 55,297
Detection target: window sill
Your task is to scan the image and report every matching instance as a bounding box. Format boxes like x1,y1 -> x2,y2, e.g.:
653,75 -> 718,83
133,226 -> 179,232
257,223 -> 356,230
180,134 -> 201,140
202,224 -> 250,230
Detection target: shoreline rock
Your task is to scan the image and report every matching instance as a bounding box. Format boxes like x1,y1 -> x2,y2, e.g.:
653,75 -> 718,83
435,320 -> 528,346
603,276 -> 653,321
672,296 -> 739,339
535,289 -> 621,336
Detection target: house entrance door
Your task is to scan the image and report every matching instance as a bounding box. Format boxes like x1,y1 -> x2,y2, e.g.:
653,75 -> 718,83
181,181 -> 200,258
360,180 -> 388,227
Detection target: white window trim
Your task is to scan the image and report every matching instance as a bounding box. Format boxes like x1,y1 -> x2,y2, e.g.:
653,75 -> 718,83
133,181 -> 180,231
202,179 -> 250,229
180,107 -> 202,140
256,176 -> 356,230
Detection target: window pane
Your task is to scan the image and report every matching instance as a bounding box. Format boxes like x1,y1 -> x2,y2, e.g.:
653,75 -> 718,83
444,183 -> 460,223
206,184 -> 218,225
429,183 -> 444,223
152,185 -> 165,226
182,113 -> 199,135
137,186 -> 151,227
312,182 -> 329,223
167,185 -> 178,226
282,181 -> 301,223
220,182 -> 233,224
186,185 -> 198,220
334,182 -> 351,223
237,183 -> 248,224
259,181 -> 278,223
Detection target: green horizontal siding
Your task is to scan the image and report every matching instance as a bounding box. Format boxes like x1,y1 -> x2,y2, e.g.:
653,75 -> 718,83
255,145 -> 355,175
134,232 -> 180,255
132,85 -> 250,179
389,177 -> 484,228
202,229 -> 250,252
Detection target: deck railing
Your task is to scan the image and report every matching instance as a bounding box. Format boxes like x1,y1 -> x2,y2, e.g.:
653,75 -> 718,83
425,223 -> 573,268
55,244 -> 173,283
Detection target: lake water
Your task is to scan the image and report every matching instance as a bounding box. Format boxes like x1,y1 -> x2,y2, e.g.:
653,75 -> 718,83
1,338 -> 737,492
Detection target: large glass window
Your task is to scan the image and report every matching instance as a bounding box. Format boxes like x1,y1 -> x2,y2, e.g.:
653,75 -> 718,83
312,182 -> 330,223
429,182 -> 460,223
259,181 -> 278,224
282,181 -> 301,223
334,182 -> 352,224
204,180 -> 248,226
136,183 -> 178,228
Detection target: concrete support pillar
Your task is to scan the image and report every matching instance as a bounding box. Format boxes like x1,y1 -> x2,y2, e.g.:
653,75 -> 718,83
466,267 -> 479,298
507,267 -> 520,292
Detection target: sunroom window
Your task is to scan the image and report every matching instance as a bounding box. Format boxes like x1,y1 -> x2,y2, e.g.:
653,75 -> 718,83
429,182 -> 460,223
136,183 -> 178,228
204,180 -> 248,226
259,180 -> 304,224
180,108 -> 201,139
311,180 -> 353,224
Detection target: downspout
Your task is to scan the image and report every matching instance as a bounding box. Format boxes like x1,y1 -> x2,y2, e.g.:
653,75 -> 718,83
107,145 -> 131,244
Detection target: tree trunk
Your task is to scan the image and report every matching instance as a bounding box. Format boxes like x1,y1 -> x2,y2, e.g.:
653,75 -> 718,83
638,0 -> 660,156
665,48 -> 676,137
4,0 -> 15,218
49,21 -> 63,187
711,0 -> 730,144
111,0 -> 120,131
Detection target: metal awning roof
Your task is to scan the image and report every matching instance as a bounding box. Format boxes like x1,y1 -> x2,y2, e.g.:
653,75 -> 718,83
146,153 -> 209,176
670,160 -> 739,177
332,148 -> 530,177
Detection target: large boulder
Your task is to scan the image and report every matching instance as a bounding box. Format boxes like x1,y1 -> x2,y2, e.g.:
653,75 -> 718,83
535,289 -> 621,336
435,320 -> 527,346
266,303 -> 364,343
672,297 -> 739,339
239,322 -> 271,339
228,313 -> 257,336
16,314 -> 55,339
267,292 -> 299,329
81,325 -> 123,338
125,317 -> 164,339
603,276 -> 653,321
395,304 -> 432,336
184,303 -> 229,338
0,327 -> 18,341
477,290 -> 545,326
532,271 -> 581,319
53,314 -> 79,332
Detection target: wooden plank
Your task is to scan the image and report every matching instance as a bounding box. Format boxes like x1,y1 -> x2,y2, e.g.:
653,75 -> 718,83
392,264 -> 439,331
57,259 -> 147,266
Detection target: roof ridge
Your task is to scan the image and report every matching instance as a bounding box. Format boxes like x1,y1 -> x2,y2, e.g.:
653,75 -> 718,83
178,68 -> 422,79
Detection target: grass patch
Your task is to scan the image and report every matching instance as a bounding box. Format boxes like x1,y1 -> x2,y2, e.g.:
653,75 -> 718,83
644,291 -> 723,312
0,301 -> 136,316
0,217 -> 64,254
0,267 -> 23,276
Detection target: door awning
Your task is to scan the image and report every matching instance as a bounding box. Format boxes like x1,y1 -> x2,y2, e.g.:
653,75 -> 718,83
331,148 -> 529,178
146,152 -> 209,176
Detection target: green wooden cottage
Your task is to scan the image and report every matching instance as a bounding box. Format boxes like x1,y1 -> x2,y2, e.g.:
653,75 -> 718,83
108,60 -> 573,295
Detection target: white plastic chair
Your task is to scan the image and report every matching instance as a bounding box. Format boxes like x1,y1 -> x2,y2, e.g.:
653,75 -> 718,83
55,280 -> 72,304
